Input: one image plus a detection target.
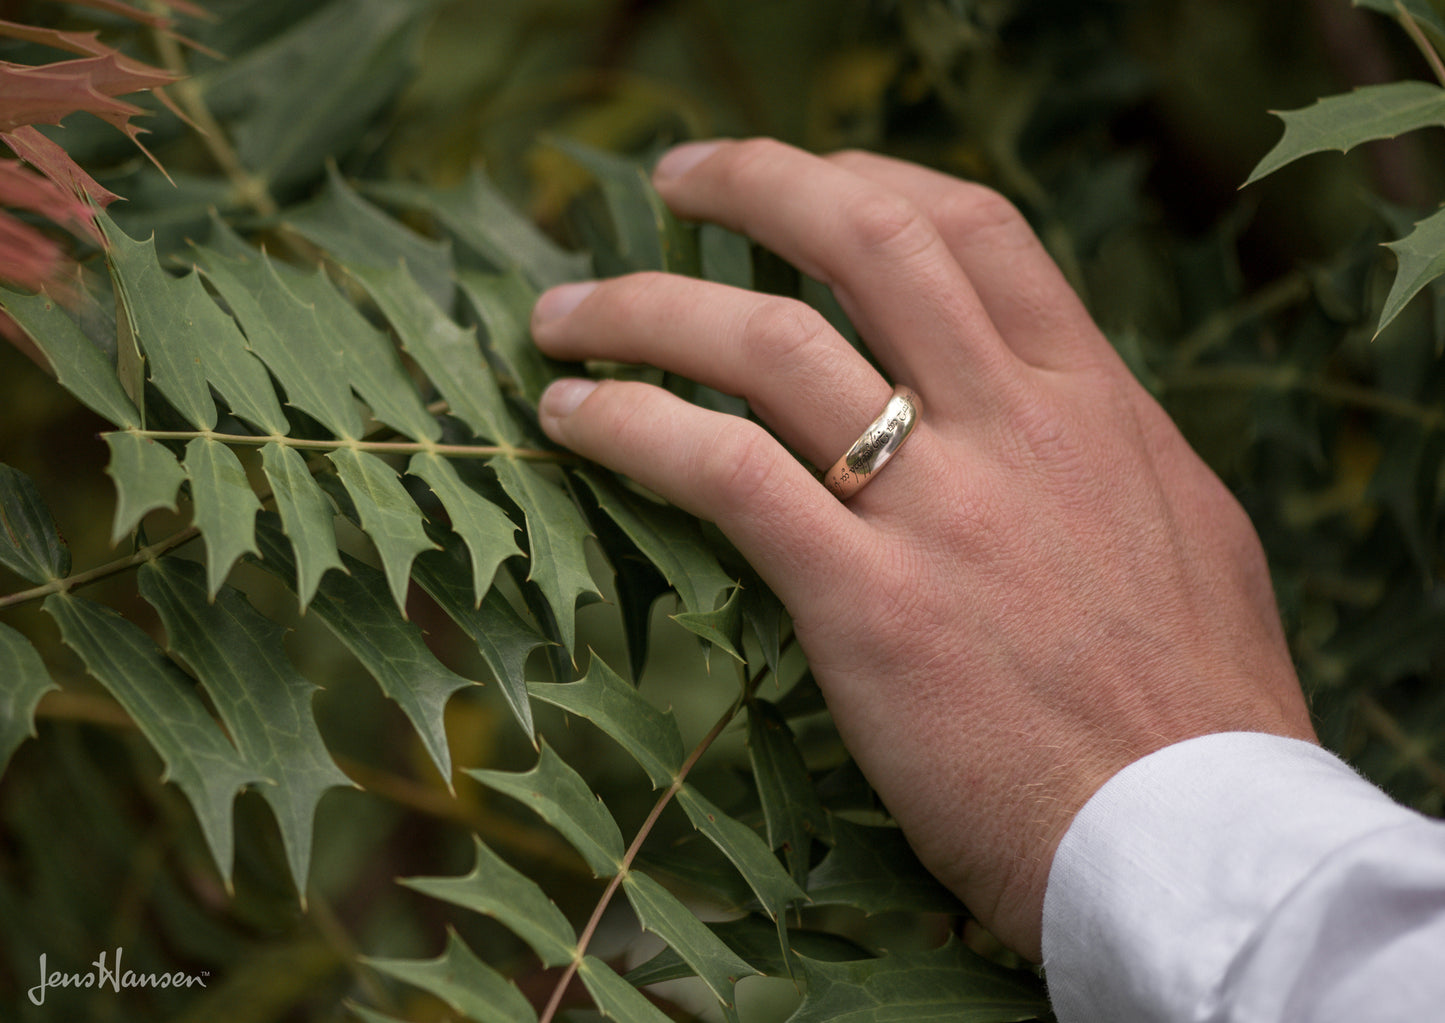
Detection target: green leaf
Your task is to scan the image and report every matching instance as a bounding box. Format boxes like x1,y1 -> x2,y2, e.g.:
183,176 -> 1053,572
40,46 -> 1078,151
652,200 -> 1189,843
700,224 -> 754,289
580,473 -> 734,618
259,442 -> 343,611
527,654 -> 686,789
579,480 -> 672,682
411,530 -> 544,738
1245,81 -> 1445,186
577,956 -> 674,1023
43,593 -> 260,884
491,458 -> 598,657
193,245 -> 366,440
676,785 -> 806,917
103,431 -> 186,544
138,559 -> 352,897
102,215 -> 289,435
622,870 -> 756,1017
1354,0 -> 1445,39
328,448 -> 436,614
366,168 -> 590,289
0,463 -> 69,583
0,287 -> 140,428
0,623 -> 58,774
343,260 -> 519,445
748,698 -> 830,887
466,740 -> 625,877
280,265 -> 441,443
363,929 -> 537,1023
552,140 -> 697,275
626,914 -> 870,987
673,584 -> 746,665
1379,205 -> 1445,334
806,819 -> 964,915
458,268 -> 555,406
401,835 -> 576,968
254,514 -> 476,784
285,165 -> 455,310
203,0 -> 433,194
407,452 -> 521,601
786,942 -> 1048,1023
185,437 -> 263,598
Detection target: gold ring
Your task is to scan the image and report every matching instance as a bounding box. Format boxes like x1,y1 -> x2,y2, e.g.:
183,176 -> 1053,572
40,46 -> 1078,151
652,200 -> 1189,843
823,385 -> 920,500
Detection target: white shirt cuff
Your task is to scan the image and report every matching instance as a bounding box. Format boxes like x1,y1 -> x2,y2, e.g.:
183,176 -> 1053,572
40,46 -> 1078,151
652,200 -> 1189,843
1040,731 -> 1440,1022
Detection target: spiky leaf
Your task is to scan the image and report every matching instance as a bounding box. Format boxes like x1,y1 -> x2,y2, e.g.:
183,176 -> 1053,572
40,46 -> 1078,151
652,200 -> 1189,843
467,741 -> 625,878
676,785 -> 806,916
259,442 -> 343,611
103,431 -> 185,543
528,654 -> 686,789
786,943 -> 1048,1023
401,836 -> 576,968
0,463 -> 68,583
626,914 -> 870,987
458,268 -> 554,406
806,819 -> 964,915
1379,205 -> 1445,334
0,623 -> 58,774
328,447 -> 435,614
577,956 -> 674,1023
748,698 -> 830,887
407,451 -> 521,600
43,593 -> 260,884
254,513 -> 475,784
364,929 -> 537,1023
185,437 -> 262,598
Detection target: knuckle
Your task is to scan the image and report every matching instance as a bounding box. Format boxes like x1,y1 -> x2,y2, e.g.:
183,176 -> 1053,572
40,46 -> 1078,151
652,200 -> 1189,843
843,188 -> 934,258
739,297 -> 830,369
934,185 -> 1032,249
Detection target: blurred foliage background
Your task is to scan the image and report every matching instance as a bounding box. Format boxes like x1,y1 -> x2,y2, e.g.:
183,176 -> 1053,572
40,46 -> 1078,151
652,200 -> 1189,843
2,0 -> 1443,1019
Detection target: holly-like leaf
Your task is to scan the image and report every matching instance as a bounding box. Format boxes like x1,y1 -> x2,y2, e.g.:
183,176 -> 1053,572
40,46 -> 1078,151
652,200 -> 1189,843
626,914 -> 870,987
102,214 -> 289,435
673,584 -> 746,665
1245,81 -> 1445,186
577,956 -> 674,1023
528,654 -> 686,789
0,623 -> 58,774
467,740 -> 625,878
254,513 -> 476,784
401,835 -> 577,968
676,785 -> 806,917
407,451 -> 521,601
193,245 -> 365,440
458,268 -> 555,406
622,870 -> 756,1018
103,431 -> 185,543
1379,205 -> 1445,334
283,165 -> 454,309
411,530 -> 544,738
748,698 -> 830,887
184,437 -> 262,598
363,929 -> 537,1023
328,447 -> 436,614
259,442 -> 343,611
365,168 -> 589,289
138,559 -> 352,897
0,463 -> 69,583
0,287 -> 140,428
43,593 -> 261,885
806,818 -> 964,915
343,259 -> 519,446
491,457 -> 598,657
786,942 -> 1048,1023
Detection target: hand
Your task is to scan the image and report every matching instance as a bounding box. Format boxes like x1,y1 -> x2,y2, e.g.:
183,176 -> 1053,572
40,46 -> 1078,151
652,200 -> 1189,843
529,138 -> 1316,961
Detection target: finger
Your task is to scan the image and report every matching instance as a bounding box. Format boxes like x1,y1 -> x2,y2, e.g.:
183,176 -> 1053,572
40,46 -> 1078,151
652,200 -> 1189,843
531,272 -> 891,469
651,138 -> 1021,400
537,377 -> 860,605
826,150 -> 1109,372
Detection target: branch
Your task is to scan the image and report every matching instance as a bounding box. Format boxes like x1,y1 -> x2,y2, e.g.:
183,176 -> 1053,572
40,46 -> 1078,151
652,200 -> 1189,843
1396,1 -> 1445,89
125,428 -> 574,462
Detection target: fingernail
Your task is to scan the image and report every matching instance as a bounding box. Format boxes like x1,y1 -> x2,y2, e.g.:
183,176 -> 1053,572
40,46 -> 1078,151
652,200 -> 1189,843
533,281 -> 596,326
653,141 -> 721,182
540,378 -> 599,420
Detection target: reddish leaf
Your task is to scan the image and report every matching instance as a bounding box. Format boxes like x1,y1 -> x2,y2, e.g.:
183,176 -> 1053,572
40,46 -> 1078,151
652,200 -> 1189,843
0,159 -> 98,238
1,127 -> 120,208
0,215 -> 66,292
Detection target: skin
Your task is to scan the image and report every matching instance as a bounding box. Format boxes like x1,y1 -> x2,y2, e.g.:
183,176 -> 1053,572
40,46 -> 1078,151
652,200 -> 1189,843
529,138 -> 1317,962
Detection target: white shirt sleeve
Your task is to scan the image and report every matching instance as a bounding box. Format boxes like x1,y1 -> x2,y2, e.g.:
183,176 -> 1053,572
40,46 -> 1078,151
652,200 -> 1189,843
1041,731 -> 1445,1022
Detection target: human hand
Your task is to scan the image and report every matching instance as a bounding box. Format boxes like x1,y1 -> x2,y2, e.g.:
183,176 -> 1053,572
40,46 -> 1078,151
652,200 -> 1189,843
529,138 -> 1316,961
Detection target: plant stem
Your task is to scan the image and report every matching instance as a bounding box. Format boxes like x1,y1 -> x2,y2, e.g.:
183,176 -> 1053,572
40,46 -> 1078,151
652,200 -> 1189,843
1173,271 -> 1311,368
1356,693 -> 1445,794
1396,2 -> 1445,88
1160,363 -> 1445,430
537,647 -> 788,1023
124,428 -> 571,462
0,523 -> 200,610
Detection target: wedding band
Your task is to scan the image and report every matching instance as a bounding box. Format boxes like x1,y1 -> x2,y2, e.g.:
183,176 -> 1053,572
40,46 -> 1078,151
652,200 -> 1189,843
823,385 -> 920,500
